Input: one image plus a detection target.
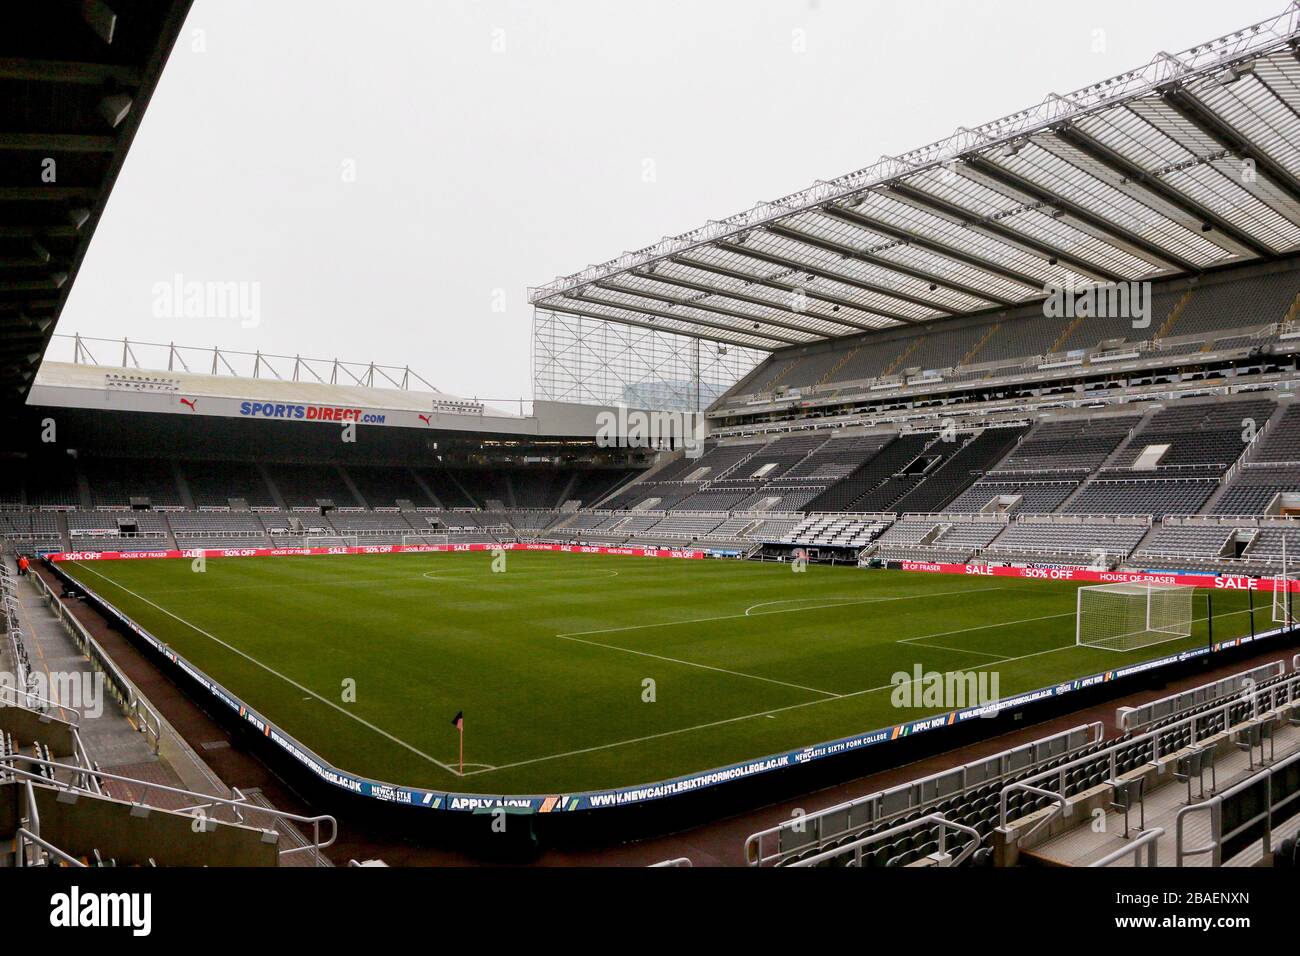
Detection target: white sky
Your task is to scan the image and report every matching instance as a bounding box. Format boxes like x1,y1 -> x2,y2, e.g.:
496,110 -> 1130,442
57,0 -> 1288,402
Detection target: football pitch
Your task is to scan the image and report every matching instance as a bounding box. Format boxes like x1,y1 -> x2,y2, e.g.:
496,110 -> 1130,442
59,551 -> 1262,795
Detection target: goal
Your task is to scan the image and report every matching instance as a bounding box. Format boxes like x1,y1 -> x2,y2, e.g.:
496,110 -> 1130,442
1076,582 -> 1194,652
304,535 -> 358,549
402,532 -> 449,547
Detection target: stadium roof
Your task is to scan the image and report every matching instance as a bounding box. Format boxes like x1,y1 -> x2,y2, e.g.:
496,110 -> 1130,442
0,1 -> 192,406
531,5 -> 1300,350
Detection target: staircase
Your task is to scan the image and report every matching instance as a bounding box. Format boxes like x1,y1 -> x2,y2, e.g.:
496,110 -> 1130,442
1198,399 -> 1290,514
1049,315 -> 1085,354
1155,288 -> 1195,339
765,357 -> 803,392
817,347 -> 860,387
882,337 -> 924,377
1284,291 -> 1300,325
961,322 -> 1001,366
1054,408 -> 1159,513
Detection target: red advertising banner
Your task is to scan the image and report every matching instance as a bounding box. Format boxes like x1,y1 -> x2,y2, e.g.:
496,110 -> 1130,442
44,541 -> 709,563
894,559 -> 1292,591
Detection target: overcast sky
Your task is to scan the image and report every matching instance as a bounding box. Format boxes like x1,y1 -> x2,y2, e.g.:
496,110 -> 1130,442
56,0 -> 1287,401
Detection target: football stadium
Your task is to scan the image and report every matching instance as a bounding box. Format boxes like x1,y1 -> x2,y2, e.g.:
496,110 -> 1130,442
4,3 -> 1300,909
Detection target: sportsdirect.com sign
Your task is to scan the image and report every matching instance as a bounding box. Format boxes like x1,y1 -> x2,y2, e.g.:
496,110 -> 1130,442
238,401 -> 387,424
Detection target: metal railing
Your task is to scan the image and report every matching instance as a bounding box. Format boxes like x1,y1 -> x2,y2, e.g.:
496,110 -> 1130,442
0,683 -> 81,725
1175,746 -> 1300,866
1004,673 -> 1300,811
998,783 -> 1069,843
51,333 -> 440,392
1088,827 -> 1165,868
1,754 -> 337,866
15,828 -> 88,868
1117,660 -> 1289,733
788,813 -> 981,868
745,721 -> 1101,866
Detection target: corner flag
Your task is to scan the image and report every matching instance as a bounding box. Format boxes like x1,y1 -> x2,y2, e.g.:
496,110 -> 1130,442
452,711 -> 464,773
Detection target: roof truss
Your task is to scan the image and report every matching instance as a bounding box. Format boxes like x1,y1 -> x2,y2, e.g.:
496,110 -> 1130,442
532,6 -> 1300,348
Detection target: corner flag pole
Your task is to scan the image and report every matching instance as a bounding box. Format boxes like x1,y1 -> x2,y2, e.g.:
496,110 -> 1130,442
452,711 -> 464,774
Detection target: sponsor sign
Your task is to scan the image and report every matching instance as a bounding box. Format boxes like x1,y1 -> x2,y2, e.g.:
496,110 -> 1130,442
46,541 -> 710,563
895,560 -> 1290,591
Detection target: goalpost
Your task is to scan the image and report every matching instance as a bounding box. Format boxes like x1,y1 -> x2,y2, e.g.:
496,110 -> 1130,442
1076,582 -> 1194,652
304,535 -> 359,549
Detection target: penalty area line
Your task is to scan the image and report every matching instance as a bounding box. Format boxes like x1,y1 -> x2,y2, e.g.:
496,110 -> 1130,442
556,634 -> 842,698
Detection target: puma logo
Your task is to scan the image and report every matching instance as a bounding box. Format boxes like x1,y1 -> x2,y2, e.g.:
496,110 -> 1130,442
418,413 -> 431,426
179,397 -> 197,411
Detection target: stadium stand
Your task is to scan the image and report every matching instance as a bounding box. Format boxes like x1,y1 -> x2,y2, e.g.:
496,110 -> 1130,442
416,467 -> 475,508
263,463 -> 360,509
346,466 -> 434,508
890,426 -> 1027,514
945,479 -> 1081,515
714,261 -> 1300,412
1062,478 -> 1219,517
994,414 -> 1142,475
750,660 -> 1300,867
82,458 -> 183,508
1,382 -> 1296,562
803,434 -> 933,513
981,519 -> 1150,565
181,459 -> 278,508
3,376 -> 1299,567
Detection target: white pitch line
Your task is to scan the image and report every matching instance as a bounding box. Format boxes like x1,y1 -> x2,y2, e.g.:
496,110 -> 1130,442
743,587 -> 1004,617
136,567 -> 622,596
897,606 -> 1256,659
557,586 -> 1006,639
896,610 -> 1075,645
557,634 -> 842,698
422,568 -> 620,581
460,679 -> 906,776
901,641 -> 1009,660
70,563 -> 465,776
470,634 -> 1086,780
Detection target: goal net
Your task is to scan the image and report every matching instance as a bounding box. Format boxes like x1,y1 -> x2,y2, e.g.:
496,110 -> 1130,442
1272,576 -> 1296,626
1076,582 -> 1194,652
304,535 -> 358,549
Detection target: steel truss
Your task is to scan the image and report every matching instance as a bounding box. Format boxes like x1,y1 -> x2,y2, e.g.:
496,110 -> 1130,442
531,310 -> 765,411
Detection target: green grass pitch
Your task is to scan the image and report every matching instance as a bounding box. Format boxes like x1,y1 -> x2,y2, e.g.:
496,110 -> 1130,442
60,552 -> 1261,795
